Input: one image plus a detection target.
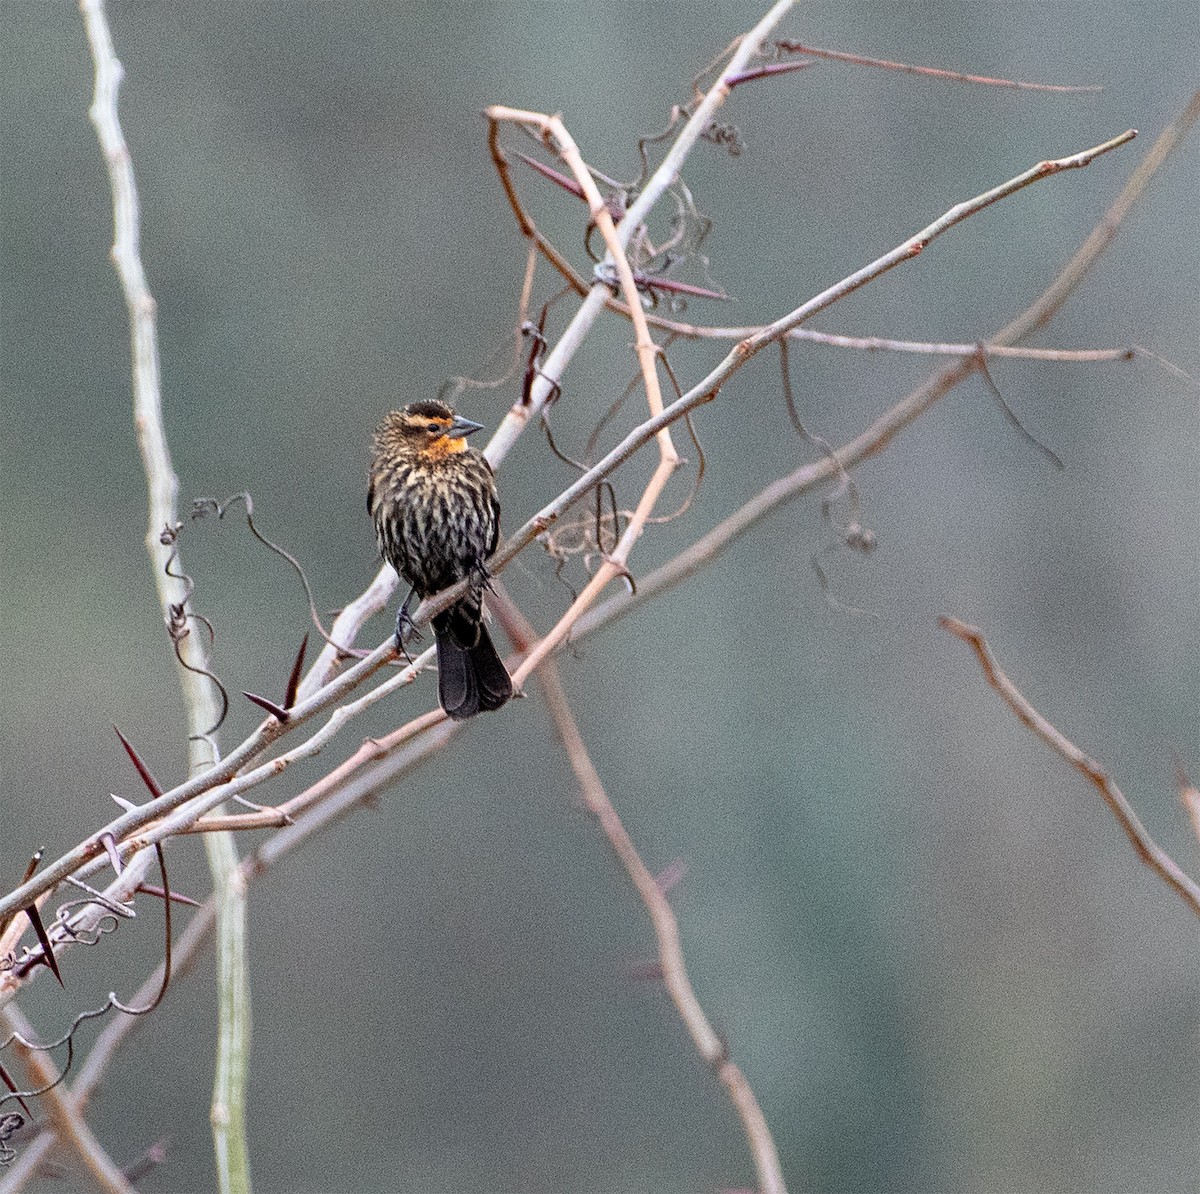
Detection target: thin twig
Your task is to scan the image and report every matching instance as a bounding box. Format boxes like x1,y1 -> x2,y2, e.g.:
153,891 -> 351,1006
649,326 -> 1143,359
774,40 -> 1102,92
574,96 -> 1197,640
0,1009 -> 135,1194
491,592 -> 786,1194
940,618 -> 1200,918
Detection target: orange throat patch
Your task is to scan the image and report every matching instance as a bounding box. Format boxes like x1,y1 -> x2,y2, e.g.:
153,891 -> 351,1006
421,434 -> 469,461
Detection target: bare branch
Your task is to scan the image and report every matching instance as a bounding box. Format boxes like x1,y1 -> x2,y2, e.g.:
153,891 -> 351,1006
574,95 -> 1197,641
492,593 -> 786,1194
0,124 -> 1147,936
941,618 -> 1200,918
775,40 -> 1103,91
0,1007 -> 135,1194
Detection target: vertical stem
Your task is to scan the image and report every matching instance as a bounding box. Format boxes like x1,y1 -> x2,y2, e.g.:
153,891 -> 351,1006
78,3 -> 252,1190
209,839 -> 252,1194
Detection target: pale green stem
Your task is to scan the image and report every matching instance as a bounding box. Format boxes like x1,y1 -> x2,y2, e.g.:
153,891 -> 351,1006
79,2 -> 252,1190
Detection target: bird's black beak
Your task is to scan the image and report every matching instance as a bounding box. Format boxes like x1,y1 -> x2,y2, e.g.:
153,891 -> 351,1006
448,414 -> 485,440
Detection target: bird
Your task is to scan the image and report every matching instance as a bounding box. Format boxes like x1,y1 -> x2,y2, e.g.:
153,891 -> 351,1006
368,399 -> 514,720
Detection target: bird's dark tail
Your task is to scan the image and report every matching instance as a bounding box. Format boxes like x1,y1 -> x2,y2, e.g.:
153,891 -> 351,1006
432,611 -> 513,720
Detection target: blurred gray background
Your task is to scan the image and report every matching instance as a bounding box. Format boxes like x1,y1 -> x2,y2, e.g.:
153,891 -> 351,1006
2,3 -> 1198,1192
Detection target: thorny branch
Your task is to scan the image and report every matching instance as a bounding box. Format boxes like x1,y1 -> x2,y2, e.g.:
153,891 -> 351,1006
0,844 -> 174,1184
0,124 -> 1145,944
5,1 -> 1196,1183
295,0 -> 796,695
0,0 -> 806,930
0,903 -> 218,1191
0,1004 -> 136,1194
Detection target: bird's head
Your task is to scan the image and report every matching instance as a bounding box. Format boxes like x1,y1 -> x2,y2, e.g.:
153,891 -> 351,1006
374,400 -> 485,462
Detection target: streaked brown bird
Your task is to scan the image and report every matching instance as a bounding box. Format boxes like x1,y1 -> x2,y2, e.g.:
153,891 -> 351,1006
368,400 -> 513,720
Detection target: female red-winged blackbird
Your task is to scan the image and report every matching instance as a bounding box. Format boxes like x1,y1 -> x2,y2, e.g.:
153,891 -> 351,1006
368,400 -> 513,720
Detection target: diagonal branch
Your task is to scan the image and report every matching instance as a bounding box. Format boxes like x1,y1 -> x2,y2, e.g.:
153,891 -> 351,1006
299,0 -> 798,697
774,41 -> 1102,92
0,1004 -> 136,1194
0,125 -> 1144,940
489,129 -> 1136,587
493,593 -> 786,1194
941,618 -> 1200,917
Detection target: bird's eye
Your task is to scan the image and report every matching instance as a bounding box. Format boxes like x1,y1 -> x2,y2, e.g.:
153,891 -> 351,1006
427,423 -> 441,434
